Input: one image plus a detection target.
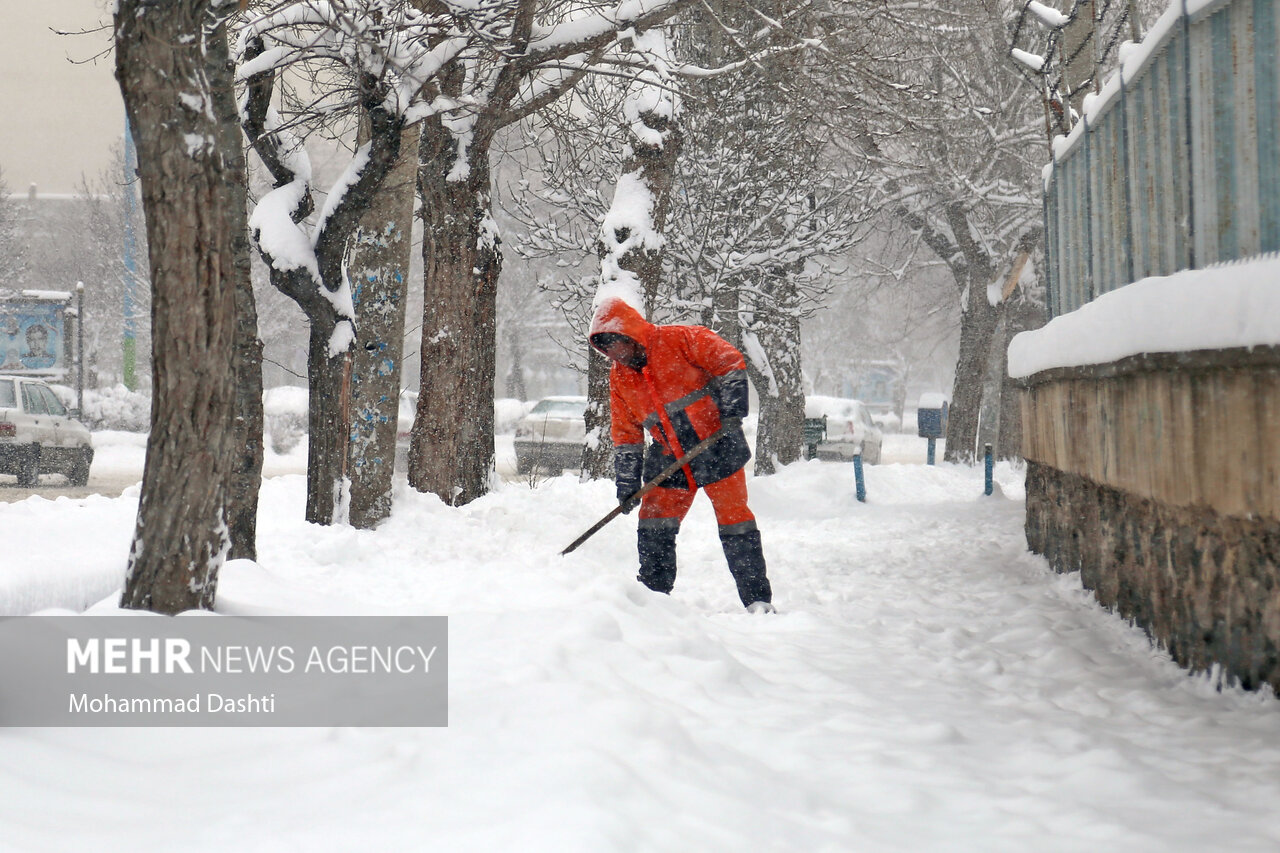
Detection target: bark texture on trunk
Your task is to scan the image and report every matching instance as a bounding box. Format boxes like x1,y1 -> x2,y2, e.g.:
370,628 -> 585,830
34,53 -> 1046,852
306,327 -> 352,524
746,277 -> 805,476
116,0 -> 239,613
410,122 -> 499,506
944,279 -> 998,465
581,348 -> 613,479
942,201 -> 999,465
348,123 -> 420,528
207,17 -> 263,560
506,333 -> 527,401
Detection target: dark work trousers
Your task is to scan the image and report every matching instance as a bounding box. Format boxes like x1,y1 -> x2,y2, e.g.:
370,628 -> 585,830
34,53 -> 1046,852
636,468 -> 772,606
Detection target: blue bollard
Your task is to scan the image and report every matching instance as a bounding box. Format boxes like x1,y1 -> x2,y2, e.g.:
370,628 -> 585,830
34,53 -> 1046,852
983,443 -> 993,496
926,437 -> 936,466
854,452 -> 866,502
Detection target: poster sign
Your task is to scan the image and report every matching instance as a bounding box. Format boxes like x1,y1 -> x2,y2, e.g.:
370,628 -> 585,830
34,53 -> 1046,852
0,298 -> 67,375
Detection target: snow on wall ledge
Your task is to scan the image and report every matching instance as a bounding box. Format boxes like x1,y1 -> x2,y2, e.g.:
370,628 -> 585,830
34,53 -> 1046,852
1008,256 -> 1280,379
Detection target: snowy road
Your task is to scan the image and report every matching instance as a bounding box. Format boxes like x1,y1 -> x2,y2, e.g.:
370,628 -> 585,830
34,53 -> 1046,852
1,452 -> 1278,851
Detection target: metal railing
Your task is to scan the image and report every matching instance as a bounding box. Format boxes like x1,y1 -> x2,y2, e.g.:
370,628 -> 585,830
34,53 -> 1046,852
1044,0 -> 1280,317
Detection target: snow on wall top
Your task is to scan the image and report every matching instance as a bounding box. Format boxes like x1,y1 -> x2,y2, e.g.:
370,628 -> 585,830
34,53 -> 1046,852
1007,255 -> 1280,378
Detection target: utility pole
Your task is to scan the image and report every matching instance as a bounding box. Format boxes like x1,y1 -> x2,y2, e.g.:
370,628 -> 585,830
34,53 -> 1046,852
122,117 -> 139,391
75,281 -> 84,416
1060,0 -> 1097,119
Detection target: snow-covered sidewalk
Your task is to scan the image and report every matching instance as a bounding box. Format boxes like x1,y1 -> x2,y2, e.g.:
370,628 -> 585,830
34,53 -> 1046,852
2,456 -> 1279,852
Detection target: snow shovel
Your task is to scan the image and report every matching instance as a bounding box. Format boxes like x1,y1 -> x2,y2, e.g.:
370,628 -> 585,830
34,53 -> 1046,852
560,424 -> 733,555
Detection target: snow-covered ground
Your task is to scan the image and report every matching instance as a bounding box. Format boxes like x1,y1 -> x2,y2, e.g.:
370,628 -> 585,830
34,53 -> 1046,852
2,445 -> 1279,851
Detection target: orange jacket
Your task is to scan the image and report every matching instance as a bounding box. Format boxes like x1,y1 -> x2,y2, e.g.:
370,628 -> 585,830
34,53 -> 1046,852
589,296 -> 751,489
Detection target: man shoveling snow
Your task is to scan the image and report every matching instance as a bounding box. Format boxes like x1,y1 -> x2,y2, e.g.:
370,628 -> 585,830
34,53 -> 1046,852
589,295 -> 775,614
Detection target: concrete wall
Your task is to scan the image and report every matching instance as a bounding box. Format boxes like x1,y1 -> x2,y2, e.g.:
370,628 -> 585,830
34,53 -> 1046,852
1021,347 -> 1280,691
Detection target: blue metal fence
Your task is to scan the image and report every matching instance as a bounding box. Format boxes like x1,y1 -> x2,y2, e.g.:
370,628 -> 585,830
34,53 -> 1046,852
1045,0 -> 1280,317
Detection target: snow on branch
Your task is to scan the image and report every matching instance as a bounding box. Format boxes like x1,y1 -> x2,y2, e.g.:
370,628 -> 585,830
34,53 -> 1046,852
1026,1 -> 1069,29
525,0 -> 688,62
1011,48 -> 1045,73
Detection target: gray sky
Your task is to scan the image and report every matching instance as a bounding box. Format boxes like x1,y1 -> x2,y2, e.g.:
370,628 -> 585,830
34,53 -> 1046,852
1,0 -> 121,195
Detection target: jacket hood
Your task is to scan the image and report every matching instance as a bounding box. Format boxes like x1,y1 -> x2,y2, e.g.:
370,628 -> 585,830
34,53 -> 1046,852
588,296 -> 653,354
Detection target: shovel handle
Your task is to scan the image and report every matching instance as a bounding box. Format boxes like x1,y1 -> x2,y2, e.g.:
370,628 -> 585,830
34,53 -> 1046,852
560,425 -> 732,555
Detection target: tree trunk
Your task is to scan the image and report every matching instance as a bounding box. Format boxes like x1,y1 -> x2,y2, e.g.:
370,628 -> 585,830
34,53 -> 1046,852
944,271 -> 999,465
306,323 -> 351,524
348,122 -> 419,529
410,122 -> 498,506
506,332 -> 527,401
116,0 -> 239,613
581,347 -> 613,479
207,16 -> 263,561
746,276 -> 805,475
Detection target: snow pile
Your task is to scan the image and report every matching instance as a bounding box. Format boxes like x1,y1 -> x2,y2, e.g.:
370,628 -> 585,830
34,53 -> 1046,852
263,384 -> 309,454
494,397 -> 532,434
2,455 -> 1280,850
263,384 -> 309,416
918,391 -> 948,409
89,430 -> 149,477
79,384 -> 150,432
1008,255 -> 1280,378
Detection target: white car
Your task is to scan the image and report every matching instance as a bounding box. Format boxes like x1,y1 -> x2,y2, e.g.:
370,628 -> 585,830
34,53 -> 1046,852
804,395 -> 883,465
0,375 -> 94,486
514,396 -> 587,474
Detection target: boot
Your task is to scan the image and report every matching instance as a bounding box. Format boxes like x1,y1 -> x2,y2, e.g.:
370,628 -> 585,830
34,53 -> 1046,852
720,527 -> 772,608
637,524 -> 679,594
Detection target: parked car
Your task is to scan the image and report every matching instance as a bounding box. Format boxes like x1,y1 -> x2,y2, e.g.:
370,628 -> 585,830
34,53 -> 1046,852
803,395 -> 883,464
0,375 -> 94,486
514,396 -> 587,474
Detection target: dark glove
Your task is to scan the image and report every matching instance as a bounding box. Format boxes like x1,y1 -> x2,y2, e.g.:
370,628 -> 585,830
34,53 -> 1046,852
713,369 -> 750,420
618,490 -> 641,514
719,415 -> 742,433
615,443 -> 643,514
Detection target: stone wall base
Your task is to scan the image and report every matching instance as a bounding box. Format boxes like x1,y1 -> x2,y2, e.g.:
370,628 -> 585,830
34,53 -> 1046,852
1026,461 -> 1280,692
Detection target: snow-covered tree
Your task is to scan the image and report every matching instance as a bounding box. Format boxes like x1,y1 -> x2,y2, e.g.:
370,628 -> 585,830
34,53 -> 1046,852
407,0 -> 735,507
71,160 -> 154,390
668,2 -> 862,473
236,0 -> 465,524
513,3 -> 851,474
0,169 -> 28,290
576,25 -> 683,479
823,1 -> 1046,463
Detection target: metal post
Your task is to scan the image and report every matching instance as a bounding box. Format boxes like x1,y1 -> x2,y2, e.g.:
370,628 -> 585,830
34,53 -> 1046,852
927,437 -> 936,466
1119,73 -> 1136,286
984,443 -> 994,496
1181,0 -> 1197,269
122,116 -> 140,391
75,281 -> 85,417
854,452 -> 866,503
1083,113 -> 1095,303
